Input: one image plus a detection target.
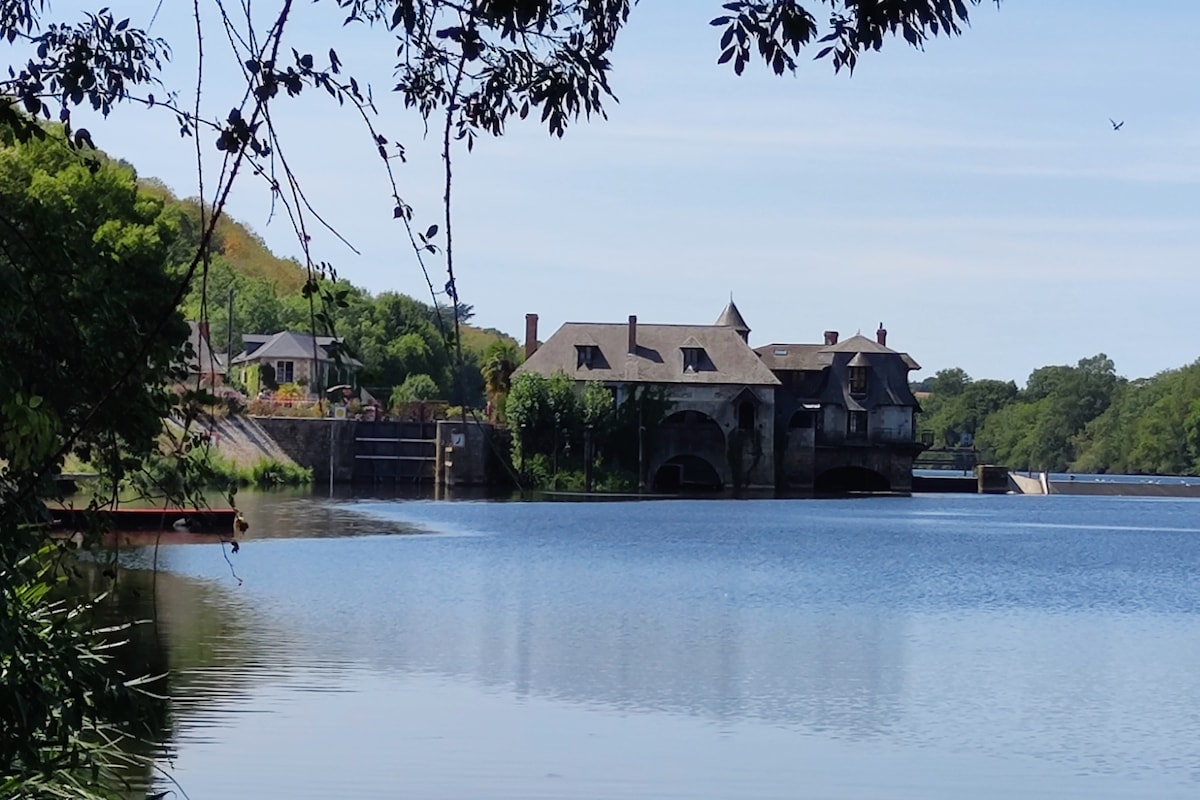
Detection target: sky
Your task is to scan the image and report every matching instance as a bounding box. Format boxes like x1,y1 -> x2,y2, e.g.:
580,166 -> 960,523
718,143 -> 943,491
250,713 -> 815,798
35,1 -> 1200,384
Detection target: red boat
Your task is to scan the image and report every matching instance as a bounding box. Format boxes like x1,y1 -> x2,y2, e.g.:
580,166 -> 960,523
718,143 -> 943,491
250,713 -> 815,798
49,507 -> 241,533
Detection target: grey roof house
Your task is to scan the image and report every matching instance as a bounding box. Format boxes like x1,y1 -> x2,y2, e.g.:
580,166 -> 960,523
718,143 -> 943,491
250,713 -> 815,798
230,330 -> 362,395
514,304 -> 780,492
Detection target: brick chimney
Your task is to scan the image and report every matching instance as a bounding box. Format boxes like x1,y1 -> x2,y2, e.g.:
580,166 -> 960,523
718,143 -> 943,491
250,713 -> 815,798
823,330 -> 838,346
524,313 -> 539,360
876,322 -> 887,347
627,315 -> 638,355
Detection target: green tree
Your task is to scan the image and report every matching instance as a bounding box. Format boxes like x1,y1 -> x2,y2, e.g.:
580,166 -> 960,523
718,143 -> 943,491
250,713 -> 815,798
390,373 -> 441,406
975,355 -> 1122,472
581,381 -> 616,430
506,372 -> 552,472
0,123 -> 189,799
929,378 -> 1019,447
926,367 -> 971,397
482,340 -> 522,422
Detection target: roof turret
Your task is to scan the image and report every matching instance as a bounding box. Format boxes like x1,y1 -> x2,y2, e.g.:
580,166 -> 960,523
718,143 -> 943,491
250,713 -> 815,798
715,299 -> 750,341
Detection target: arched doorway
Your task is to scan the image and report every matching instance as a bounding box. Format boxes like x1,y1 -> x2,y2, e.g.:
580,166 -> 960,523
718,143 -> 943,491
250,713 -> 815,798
814,466 -> 891,494
652,455 -> 723,493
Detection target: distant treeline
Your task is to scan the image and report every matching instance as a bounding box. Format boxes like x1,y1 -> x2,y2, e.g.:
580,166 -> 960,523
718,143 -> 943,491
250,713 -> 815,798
136,179 -> 518,405
915,355 -> 1200,475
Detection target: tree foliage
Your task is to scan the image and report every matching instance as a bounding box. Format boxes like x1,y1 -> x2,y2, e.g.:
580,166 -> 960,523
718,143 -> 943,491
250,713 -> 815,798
390,372 -> 440,406
0,122 -> 189,799
917,354 -> 1165,474
916,368 -> 1012,447
0,123 -> 190,490
506,373 -> 670,489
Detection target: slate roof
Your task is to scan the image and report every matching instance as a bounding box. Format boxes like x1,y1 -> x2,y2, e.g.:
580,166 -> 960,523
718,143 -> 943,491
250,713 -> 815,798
714,300 -> 750,334
230,331 -> 362,368
755,334 -> 921,371
515,322 -> 780,386
754,343 -> 830,372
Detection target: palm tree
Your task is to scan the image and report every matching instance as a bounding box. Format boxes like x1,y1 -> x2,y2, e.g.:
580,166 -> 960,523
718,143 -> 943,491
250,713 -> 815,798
482,339 -> 521,422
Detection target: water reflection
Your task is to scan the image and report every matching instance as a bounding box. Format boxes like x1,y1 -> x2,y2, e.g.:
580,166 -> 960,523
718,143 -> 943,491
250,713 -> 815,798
108,492 -> 1200,798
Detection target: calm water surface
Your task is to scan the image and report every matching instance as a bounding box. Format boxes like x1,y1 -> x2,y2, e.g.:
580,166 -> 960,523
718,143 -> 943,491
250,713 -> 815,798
121,492 -> 1200,799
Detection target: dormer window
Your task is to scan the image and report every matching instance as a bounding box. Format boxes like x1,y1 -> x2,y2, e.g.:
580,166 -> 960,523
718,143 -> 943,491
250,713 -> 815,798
848,352 -> 871,395
849,366 -> 869,395
576,344 -> 598,369
680,335 -> 707,373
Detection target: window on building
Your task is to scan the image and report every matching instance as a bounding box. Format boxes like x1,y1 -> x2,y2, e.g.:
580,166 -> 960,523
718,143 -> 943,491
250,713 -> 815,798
576,344 -> 597,369
848,411 -> 867,438
682,347 -> 703,373
738,401 -> 755,431
276,360 -> 295,384
849,366 -> 869,395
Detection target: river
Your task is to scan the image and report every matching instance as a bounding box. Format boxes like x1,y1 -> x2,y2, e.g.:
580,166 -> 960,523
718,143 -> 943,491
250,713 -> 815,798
107,491 -> 1200,799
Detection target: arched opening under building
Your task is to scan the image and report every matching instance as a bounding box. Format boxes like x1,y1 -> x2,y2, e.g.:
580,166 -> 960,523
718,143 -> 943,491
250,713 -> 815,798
814,466 -> 891,494
652,455 -> 723,493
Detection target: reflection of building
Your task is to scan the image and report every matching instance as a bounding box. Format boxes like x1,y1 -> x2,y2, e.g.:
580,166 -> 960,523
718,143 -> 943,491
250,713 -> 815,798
515,304 -> 923,494
230,330 -> 361,397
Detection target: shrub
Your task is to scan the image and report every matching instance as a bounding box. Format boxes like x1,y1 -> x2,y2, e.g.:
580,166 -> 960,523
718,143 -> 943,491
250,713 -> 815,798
275,383 -> 303,401
390,374 -> 440,408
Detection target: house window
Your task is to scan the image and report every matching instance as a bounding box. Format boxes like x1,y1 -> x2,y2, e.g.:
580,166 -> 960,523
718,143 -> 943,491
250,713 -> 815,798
576,345 -> 597,369
849,366 -> 869,395
682,347 -> 703,373
848,411 -> 867,438
276,360 -> 295,384
738,401 -> 756,431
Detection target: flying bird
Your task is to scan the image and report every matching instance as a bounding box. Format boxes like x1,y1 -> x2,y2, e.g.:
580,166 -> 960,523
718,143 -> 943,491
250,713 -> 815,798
1110,118 -> 1124,131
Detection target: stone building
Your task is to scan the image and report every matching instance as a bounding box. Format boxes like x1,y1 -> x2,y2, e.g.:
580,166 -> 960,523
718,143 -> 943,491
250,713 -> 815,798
516,304 -> 923,495
230,330 -> 362,397
514,310 -> 780,491
754,324 -> 924,493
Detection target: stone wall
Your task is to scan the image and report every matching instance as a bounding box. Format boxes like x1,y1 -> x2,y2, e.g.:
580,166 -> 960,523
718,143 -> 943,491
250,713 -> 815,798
252,417 -> 358,483
435,419 -> 493,486
649,384 -> 776,490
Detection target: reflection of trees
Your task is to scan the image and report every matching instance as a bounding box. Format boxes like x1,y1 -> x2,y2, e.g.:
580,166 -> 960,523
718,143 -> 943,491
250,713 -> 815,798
68,563 -> 171,797
81,561 -> 278,796
230,490 -> 436,540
